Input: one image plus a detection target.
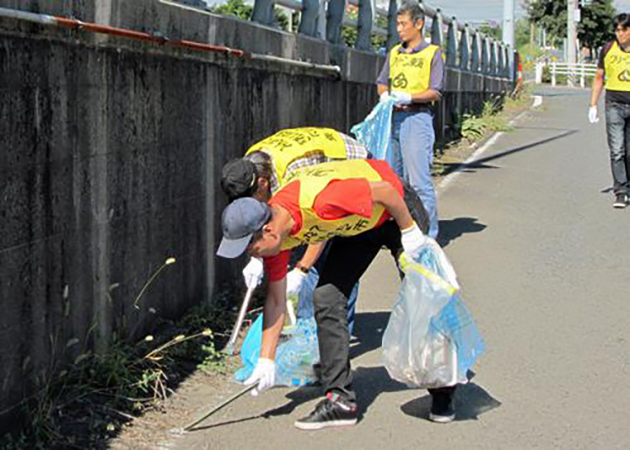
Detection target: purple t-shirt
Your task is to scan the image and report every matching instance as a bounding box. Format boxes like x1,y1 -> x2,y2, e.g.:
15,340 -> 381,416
377,41 -> 445,92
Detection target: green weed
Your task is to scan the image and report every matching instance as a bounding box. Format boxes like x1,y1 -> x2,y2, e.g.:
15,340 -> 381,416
0,292 -> 238,449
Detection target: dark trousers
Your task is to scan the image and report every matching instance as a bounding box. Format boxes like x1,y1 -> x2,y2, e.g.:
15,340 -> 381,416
312,184 -> 451,403
313,221 -> 455,403
605,102 -> 630,195
314,221 -> 401,402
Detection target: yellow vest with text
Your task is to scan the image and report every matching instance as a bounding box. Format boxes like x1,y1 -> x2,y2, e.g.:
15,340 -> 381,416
279,160 -> 388,251
389,44 -> 439,94
604,41 -> 630,92
245,127 -> 349,187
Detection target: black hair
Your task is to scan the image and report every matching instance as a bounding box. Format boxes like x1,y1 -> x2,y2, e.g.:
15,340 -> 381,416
614,13 -> 630,30
397,1 -> 425,24
244,151 -> 274,181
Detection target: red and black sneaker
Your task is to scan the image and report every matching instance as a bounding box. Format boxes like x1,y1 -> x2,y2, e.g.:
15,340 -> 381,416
294,392 -> 359,430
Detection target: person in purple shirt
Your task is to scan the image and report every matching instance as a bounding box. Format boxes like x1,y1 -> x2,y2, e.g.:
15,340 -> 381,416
376,1 -> 445,241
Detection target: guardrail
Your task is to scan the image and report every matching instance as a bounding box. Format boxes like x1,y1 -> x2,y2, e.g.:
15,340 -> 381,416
550,62 -> 598,88
247,0 -> 515,78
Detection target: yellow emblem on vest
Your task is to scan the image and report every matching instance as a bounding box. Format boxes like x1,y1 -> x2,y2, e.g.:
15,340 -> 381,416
604,41 -> 630,92
246,128 -> 348,186
389,44 -> 439,94
279,160 -> 388,250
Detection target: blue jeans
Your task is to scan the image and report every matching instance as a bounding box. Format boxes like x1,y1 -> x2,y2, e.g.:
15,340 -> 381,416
605,102 -> 630,195
391,110 -> 439,238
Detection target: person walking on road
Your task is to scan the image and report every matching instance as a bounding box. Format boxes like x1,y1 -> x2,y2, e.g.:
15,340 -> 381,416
376,1 -> 444,237
589,13 -> 630,208
217,159 -> 453,429
220,127 -> 370,329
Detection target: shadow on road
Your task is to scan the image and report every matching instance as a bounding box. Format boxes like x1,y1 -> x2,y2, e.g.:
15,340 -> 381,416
350,311 -> 390,360
437,217 -> 487,248
354,366 -> 408,416
440,129 -> 578,178
400,382 -> 501,422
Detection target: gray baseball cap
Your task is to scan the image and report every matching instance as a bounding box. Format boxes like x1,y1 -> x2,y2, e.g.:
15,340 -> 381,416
216,197 -> 271,258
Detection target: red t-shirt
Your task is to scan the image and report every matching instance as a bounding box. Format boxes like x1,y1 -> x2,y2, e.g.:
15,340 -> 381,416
264,160 -> 403,282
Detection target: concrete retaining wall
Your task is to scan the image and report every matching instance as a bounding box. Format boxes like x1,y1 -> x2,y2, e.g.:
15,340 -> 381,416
0,0 -> 512,428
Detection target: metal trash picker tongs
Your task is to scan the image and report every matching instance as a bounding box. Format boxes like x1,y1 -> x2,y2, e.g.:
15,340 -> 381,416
223,286 -> 256,356
223,284 -> 297,356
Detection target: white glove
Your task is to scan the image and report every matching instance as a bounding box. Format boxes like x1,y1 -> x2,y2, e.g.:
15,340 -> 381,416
588,106 -> 599,124
401,222 -> 427,261
390,91 -> 413,106
242,257 -> 264,289
244,357 -> 275,396
286,268 -> 307,297
379,91 -> 393,103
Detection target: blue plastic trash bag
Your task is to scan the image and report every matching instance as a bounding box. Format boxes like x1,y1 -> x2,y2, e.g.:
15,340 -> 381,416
381,239 -> 485,388
234,315 -> 320,387
234,314 -> 263,382
234,269 -> 322,386
351,99 -> 395,165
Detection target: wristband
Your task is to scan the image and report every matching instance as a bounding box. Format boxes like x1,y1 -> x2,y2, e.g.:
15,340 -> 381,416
295,262 -> 310,274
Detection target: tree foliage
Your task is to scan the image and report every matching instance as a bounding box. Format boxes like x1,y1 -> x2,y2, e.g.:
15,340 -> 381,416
477,22 -> 502,40
211,0 -> 297,32
579,0 -> 616,51
527,0 -> 617,50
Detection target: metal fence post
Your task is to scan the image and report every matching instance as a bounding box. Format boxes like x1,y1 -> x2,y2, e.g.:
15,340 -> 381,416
252,0 -> 275,26
471,31 -> 481,72
481,37 -> 490,75
326,0 -> 345,44
460,24 -> 471,72
431,9 -> 444,46
298,0 -> 320,36
386,0 -> 397,50
356,0 -> 374,50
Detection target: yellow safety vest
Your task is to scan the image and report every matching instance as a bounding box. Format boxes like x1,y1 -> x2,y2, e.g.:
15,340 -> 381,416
389,43 -> 439,94
245,127 -> 349,187
604,41 -> 630,92
279,160 -> 388,251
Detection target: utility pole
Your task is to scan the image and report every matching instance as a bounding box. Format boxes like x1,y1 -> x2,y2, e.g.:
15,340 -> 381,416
567,0 -> 578,86
502,0 -> 515,48
502,0 -> 514,81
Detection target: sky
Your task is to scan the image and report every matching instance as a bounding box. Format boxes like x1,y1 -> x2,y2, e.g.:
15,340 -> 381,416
202,0 -> 630,24
412,1 -> 630,25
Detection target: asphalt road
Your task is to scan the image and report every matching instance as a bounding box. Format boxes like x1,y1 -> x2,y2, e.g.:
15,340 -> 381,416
168,87 -> 630,449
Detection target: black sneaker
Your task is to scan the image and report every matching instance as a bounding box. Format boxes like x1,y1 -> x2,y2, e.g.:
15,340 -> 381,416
613,193 -> 628,209
429,390 -> 456,423
294,392 -> 358,430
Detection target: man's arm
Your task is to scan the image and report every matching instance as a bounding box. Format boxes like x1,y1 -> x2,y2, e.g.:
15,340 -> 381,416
590,68 -> 605,107
260,277 -> 287,360
297,242 -> 326,270
369,181 -> 415,230
410,89 -> 442,103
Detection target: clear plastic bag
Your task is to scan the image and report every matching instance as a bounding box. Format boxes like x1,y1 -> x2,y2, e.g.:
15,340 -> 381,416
381,240 -> 484,388
274,317 -> 320,387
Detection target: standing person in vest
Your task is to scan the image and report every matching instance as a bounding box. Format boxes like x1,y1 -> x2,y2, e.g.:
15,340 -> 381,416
217,159 -> 454,429
220,127 -> 370,331
376,1 -> 444,238
589,13 -> 630,208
